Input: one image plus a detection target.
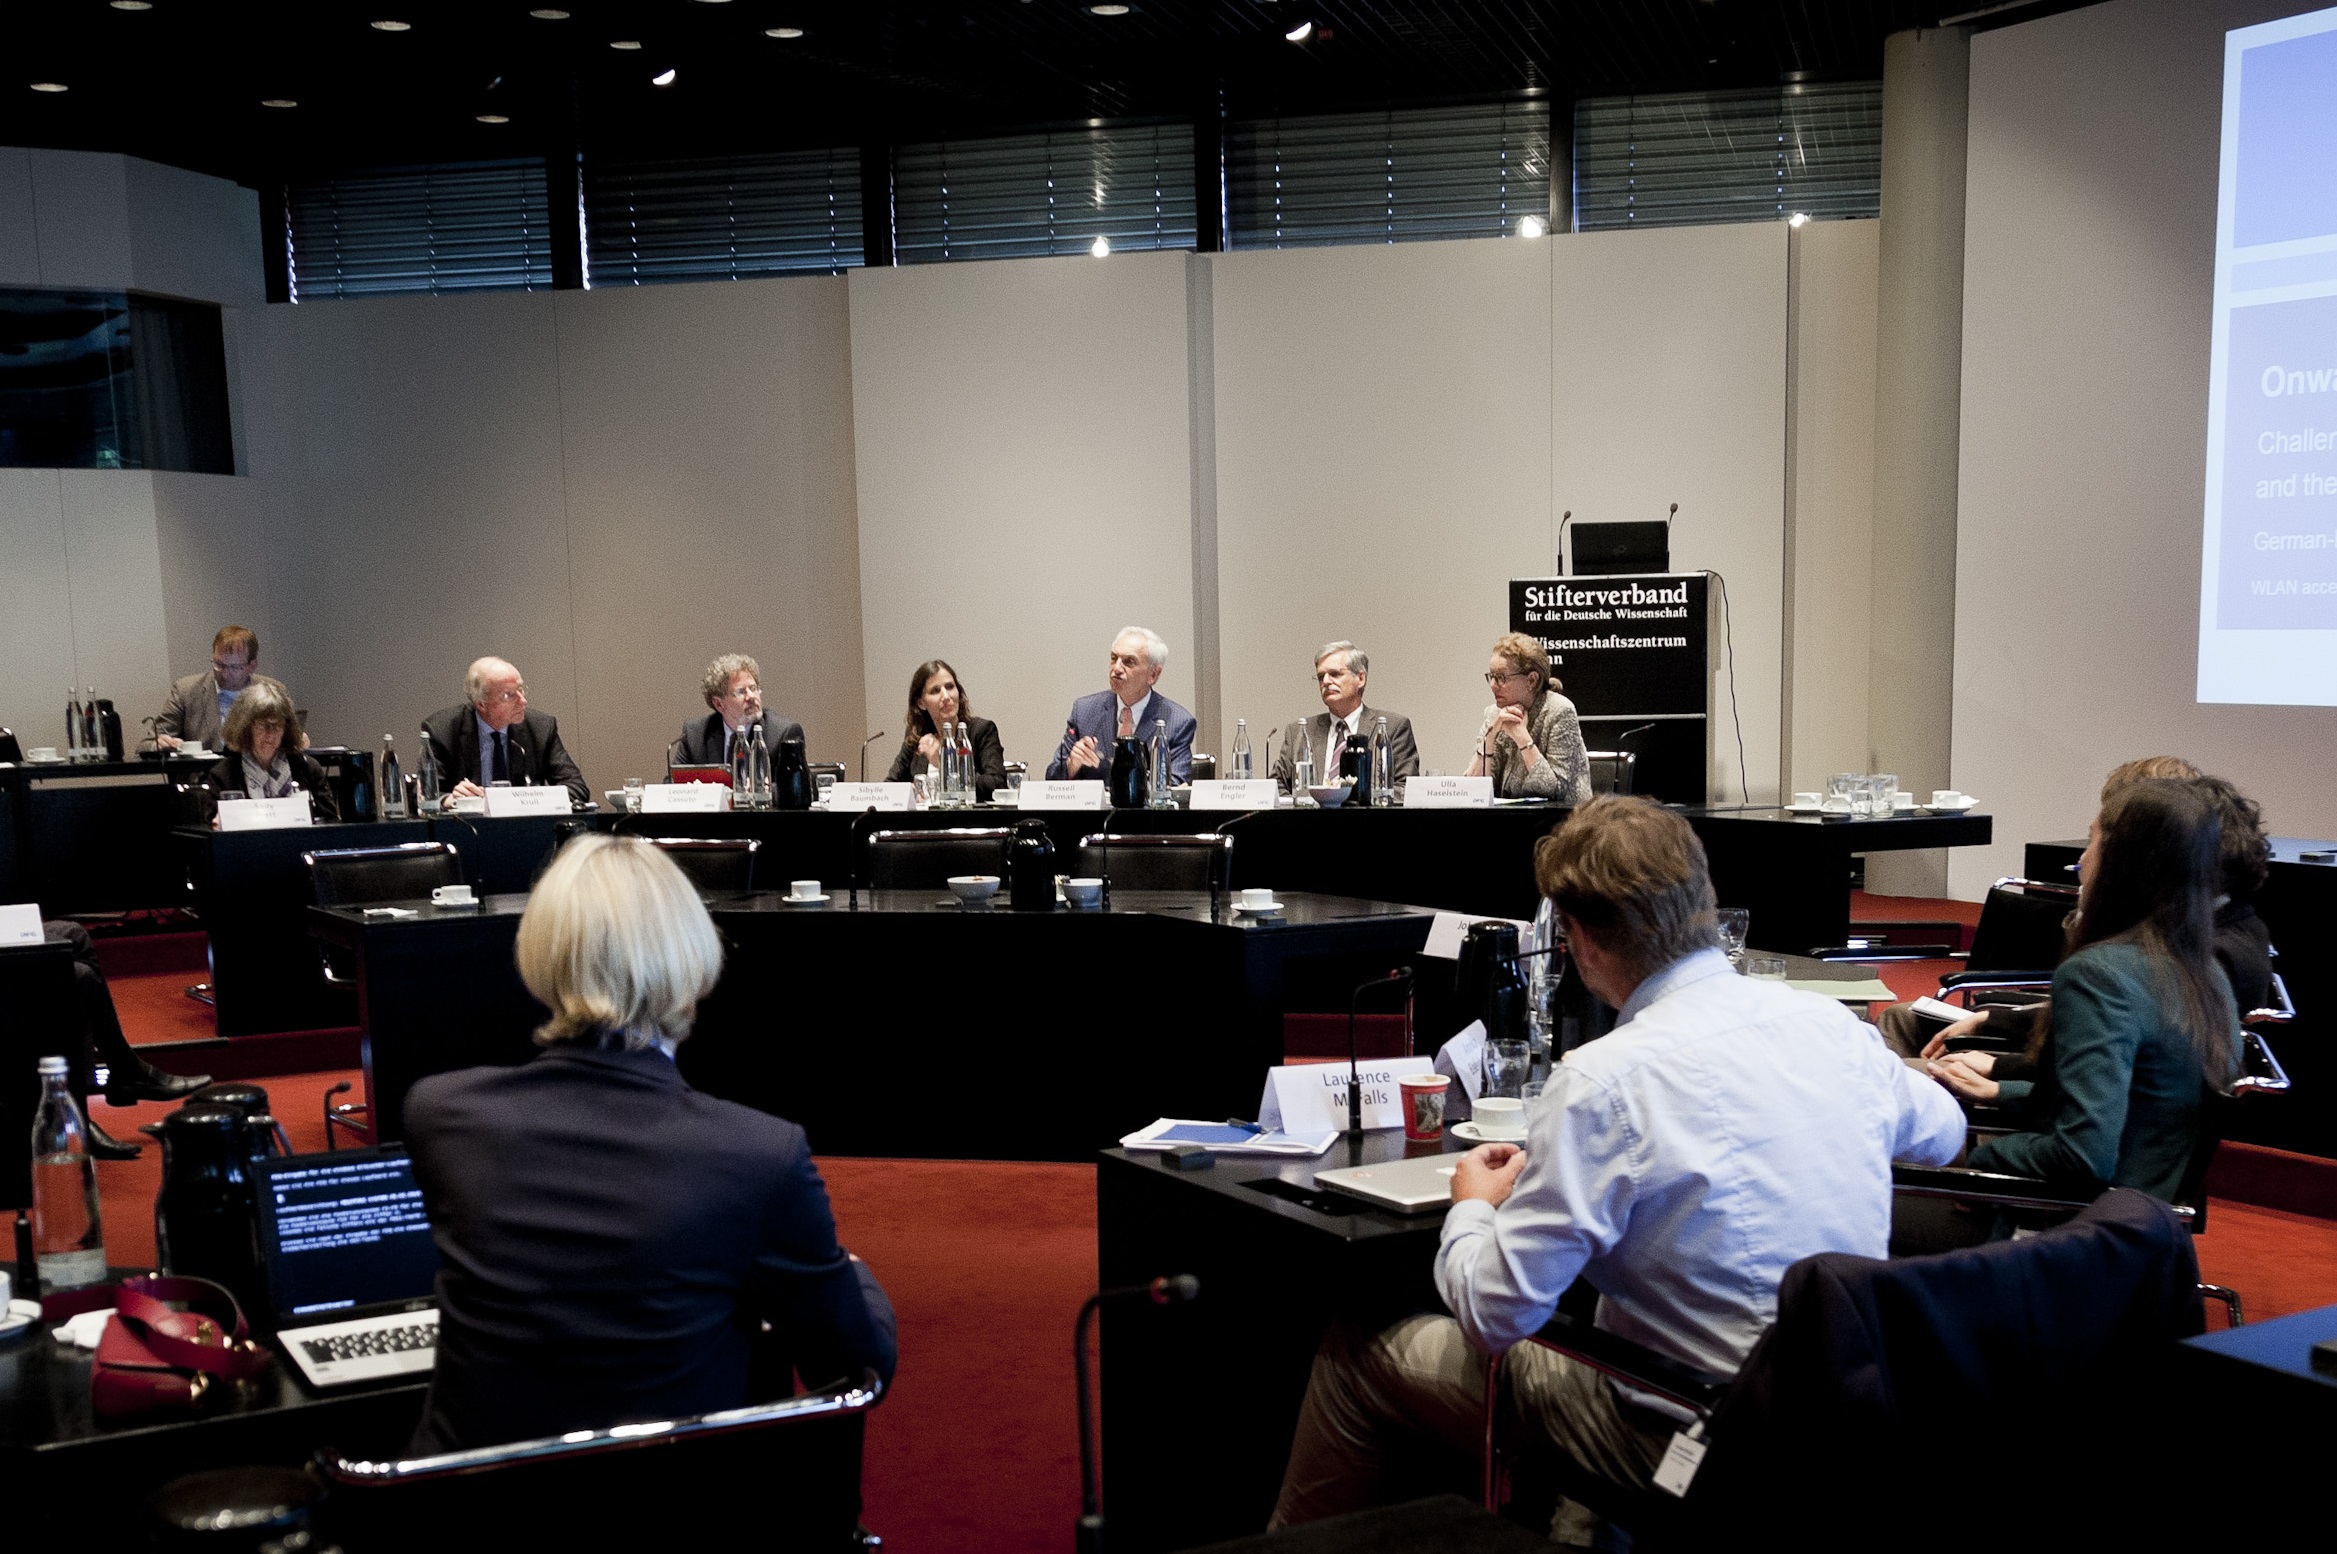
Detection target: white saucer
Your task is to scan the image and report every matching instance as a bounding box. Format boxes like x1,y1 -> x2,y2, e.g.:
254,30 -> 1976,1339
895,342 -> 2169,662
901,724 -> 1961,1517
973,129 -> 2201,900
1231,899 -> 1285,914
1923,800 -> 1979,814
1450,1120 -> 1527,1144
779,894 -> 832,905
1784,802 -> 1825,814
0,1299 -> 40,1339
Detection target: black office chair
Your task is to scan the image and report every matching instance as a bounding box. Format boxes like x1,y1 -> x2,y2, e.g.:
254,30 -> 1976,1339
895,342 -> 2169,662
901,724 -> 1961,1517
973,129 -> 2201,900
1811,875 -> 2074,987
863,827 -> 1014,890
647,836 -> 759,894
304,843 -> 462,1150
1076,832 -> 1233,901
319,1370 -> 885,1552
1585,749 -> 1636,797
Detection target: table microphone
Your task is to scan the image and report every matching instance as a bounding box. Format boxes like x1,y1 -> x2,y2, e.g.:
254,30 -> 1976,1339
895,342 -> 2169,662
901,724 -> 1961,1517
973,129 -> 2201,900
1347,968 -> 1415,1138
858,729 -> 888,784
1076,1274 -> 1200,1554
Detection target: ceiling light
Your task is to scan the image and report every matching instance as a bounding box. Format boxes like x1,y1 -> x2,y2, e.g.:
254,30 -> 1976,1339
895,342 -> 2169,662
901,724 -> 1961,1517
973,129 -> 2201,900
765,26 -> 804,38
1285,20 -> 1314,42
371,19 -> 412,31
1089,4 -> 1132,14
610,39 -> 642,50
1090,236 -> 1112,258
528,8 -> 571,17
1518,214 -> 1547,239
1787,210 -> 1810,228
477,113 -> 510,124
652,68 -> 677,87
109,2 -> 154,10
29,82 -> 68,93
261,98 -> 297,109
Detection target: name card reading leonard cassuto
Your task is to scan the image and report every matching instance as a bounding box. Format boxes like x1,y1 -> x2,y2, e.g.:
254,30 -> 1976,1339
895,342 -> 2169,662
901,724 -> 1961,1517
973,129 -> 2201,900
823,782 -> 913,812
1189,779 -> 1279,811
482,786 -> 573,818
1017,780 -> 1107,811
641,782 -> 731,814
1258,1056 -> 1437,1134
215,794 -> 315,831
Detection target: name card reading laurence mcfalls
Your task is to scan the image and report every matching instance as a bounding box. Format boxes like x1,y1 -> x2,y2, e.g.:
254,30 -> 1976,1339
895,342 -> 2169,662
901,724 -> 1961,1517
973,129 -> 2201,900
1404,775 -> 1494,809
1017,780 -> 1108,811
215,794 -> 315,831
641,782 -> 731,814
482,786 -> 574,818
1189,779 -> 1279,811
1258,1056 -> 1437,1134
824,782 -> 914,812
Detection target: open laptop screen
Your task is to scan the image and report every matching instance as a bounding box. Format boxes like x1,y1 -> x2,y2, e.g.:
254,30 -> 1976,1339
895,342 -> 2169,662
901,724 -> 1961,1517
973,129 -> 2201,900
256,1147 -> 440,1320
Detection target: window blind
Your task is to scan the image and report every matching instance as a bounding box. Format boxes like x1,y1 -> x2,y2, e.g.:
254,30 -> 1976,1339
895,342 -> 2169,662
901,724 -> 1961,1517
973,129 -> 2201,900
1573,83 -> 1881,232
893,123 -> 1196,264
1228,100 -> 1552,249
288,160 -> 555,300
583,149 -> 862,285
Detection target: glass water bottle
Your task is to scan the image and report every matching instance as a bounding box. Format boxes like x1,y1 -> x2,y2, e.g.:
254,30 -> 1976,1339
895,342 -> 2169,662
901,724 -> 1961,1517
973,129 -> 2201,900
1232,719 -> 1252,781
30,1056 -> 106,1290
1370,716 -> 1395,807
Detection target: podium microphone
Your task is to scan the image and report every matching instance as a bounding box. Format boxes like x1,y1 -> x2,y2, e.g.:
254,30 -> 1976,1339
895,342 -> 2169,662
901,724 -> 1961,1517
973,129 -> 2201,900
1077,1275 -> 1201,1554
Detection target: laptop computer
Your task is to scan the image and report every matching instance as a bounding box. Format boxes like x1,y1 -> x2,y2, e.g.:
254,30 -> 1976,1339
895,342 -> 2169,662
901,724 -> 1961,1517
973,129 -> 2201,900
254,1145 -> 443,1389
1315,1151 -> 1463,1215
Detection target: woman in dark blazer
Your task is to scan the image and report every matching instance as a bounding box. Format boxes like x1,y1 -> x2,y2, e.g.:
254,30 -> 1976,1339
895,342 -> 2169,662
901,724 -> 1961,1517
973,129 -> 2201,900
196,680 -> 338,821
403,835 -> 896,1452
884,658 -> 1008,800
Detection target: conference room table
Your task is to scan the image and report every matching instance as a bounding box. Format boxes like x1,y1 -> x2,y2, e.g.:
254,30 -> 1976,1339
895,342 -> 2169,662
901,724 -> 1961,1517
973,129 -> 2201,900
308,888 -> 1438,1158
180,800 -> 1990,1040
0,755 -> 214,917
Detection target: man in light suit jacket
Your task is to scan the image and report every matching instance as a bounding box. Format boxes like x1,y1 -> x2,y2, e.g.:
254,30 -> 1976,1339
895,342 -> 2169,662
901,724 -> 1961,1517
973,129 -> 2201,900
147,624 -> 296,753
673,652 -> 805,769
1046,626 -> 1197,784
420,656 -> 590,805
1272,640 -> 1420,789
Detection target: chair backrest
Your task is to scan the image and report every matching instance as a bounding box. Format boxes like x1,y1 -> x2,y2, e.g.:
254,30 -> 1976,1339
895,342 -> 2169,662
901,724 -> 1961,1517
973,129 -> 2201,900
320,1372 -> 880,1552
647,837 -> 759,894
864,827 -> 1014,889
1585,749 -> 1636,797
304,843 -> 464,907
0,727 -> 20,764
1964,877 -> 2076,972
1075,832 -> 1233,896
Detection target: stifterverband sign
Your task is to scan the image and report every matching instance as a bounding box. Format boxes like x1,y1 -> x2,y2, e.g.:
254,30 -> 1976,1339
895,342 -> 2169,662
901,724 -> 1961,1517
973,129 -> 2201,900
1508,574 -> 1708,718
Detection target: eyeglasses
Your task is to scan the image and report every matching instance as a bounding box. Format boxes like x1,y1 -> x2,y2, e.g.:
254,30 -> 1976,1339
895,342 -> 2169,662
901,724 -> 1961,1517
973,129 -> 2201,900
1484,669 -> 1531,687
484,685 -> 527,704
212,658 -> 250,674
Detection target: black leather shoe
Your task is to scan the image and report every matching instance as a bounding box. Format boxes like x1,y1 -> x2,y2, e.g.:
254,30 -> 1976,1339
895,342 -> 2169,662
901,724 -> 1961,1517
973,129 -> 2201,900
85,1115 -> 142,1161
108,1059 -> 210,1105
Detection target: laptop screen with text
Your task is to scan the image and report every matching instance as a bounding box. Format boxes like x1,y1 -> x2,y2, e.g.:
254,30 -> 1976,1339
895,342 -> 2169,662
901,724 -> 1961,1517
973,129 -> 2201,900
257,1148 -> 440,1320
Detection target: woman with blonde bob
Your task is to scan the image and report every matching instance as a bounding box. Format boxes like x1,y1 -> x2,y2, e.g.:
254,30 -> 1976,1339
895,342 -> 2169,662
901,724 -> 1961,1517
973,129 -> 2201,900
402,835 -> 897,1454
1465,631 -> 1592,802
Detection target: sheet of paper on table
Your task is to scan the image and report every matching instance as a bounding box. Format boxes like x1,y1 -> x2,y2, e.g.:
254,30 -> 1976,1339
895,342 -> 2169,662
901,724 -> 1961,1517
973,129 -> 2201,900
1119,1119 -> 1338,1157
1786,977 -> 1896,1003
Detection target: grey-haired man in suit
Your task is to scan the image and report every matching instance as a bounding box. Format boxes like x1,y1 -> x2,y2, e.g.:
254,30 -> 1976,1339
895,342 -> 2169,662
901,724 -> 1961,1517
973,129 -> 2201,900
1272,641 -> 1419,790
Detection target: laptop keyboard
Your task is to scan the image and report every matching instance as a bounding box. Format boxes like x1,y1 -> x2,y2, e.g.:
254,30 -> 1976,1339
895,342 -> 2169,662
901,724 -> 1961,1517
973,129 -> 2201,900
303,1317 -> 437,1364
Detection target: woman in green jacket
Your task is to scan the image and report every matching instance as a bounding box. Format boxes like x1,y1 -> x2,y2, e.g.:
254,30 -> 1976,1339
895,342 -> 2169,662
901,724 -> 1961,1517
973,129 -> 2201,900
1929,779 -> 2240,1202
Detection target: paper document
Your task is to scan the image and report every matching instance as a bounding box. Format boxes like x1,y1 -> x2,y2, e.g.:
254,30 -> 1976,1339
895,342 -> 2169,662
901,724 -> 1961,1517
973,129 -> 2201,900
1120,1119 -> 1338,1157
1786,978 -> 1895,1004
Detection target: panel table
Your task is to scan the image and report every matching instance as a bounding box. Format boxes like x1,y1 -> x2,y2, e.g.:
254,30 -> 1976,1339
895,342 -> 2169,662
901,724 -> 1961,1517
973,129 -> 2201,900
0,757 -> 212,917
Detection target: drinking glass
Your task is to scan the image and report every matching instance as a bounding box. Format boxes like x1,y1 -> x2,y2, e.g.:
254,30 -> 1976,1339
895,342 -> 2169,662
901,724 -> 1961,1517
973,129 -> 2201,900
1717,907 -> 1750,964
1006,768 -> 1026,795
1484,1037 -> 1531,1100
815,772 -> 836,807
1744,955 -> 1788,980
1871,773 -> 1899,816
914,771 -> 939,807
1827,772 -> 1858,811
623,776 -> 643,813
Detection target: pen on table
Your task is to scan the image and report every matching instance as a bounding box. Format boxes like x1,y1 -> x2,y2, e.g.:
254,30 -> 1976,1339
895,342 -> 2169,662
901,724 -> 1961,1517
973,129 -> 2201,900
1223,1119 -> 1266,1134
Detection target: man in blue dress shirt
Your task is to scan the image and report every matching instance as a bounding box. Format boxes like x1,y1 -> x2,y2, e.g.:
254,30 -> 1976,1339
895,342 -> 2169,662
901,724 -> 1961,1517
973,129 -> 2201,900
1045,625 -> 1196,785
1271,797 -> 1964,1540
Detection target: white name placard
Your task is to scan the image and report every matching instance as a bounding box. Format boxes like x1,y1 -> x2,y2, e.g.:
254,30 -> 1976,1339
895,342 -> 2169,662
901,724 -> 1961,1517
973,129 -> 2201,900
0,903 -> 43,945
1189,779 -> 1279,811
482,786 -> 574,818
1017,780 -> 1107,811
824,782 -> 915,813
641,782 -> 732,814
1403,775 -> 1494,809
216,794 -> 314,831
1258,1056 -> 1436,1134
1421,910 -> 1532,960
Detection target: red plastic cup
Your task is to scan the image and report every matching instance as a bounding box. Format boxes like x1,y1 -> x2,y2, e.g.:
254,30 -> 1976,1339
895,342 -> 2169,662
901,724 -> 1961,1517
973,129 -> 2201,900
1400,1073 -> 1451,1142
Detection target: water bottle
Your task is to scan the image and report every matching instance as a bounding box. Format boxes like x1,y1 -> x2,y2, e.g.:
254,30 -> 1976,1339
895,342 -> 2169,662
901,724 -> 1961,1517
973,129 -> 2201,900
30,1056 -> 106,1290
380,735 -> 405,818
65,687 -> 84,760
415,727 -> 440,810
1526,896 -> 1559,1056
84,688 -> 102,761
939,720 -> 962,807
729,726 -> 752,804
1293,726 -> 1317,808
956,720 -> 976,802
1233,719 -> 1252,781
749,723 -> 772,809
1370,716 -> 1394,807
1147,718 -> 1175,809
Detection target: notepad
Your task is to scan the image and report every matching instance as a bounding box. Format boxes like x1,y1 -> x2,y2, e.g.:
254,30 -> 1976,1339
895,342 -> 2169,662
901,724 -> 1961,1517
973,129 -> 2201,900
1120,1119 -> 1339,1157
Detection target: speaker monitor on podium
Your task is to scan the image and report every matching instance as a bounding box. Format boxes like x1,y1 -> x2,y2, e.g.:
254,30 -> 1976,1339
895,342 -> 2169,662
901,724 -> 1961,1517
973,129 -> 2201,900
1567,521 -> 1671,577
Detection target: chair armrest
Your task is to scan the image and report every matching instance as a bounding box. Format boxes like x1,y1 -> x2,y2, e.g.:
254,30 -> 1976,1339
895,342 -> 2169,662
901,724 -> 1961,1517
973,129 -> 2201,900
1520,1309 -> 1731,1419
1808,945 -> 1962,963
1941,1031 -> 2022,1054
2234,1028 -> 2291,1098
1936,970 -> 2055,994
1890,1163 -> 2193,1226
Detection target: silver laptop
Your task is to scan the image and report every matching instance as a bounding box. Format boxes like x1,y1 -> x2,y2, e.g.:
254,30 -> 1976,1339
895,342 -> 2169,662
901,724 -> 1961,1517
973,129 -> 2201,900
1315,1151 -> 1462,1214
255,1146 -> 441,1389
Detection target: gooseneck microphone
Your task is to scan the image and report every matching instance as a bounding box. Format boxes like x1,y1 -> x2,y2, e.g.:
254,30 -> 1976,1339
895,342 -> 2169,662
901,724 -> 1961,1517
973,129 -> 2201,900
858,729 -> 888,784
1076,1274 -> 1200,1554
1556,509 -> 1573,575
1346,968 -> 1416,1138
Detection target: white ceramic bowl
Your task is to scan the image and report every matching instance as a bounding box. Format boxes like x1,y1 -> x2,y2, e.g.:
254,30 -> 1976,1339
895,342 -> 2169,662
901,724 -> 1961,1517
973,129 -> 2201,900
946,874 -> 1001,904
1308,783 -> 1351,809
1063,877 -> 1105,909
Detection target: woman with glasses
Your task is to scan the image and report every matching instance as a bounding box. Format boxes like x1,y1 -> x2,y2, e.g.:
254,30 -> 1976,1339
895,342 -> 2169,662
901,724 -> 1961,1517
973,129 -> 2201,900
1465,632 -> 1591,802
196,680 -> 339,820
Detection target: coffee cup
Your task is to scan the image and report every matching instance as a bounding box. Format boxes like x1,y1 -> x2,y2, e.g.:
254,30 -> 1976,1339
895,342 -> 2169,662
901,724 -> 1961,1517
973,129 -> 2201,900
431,884 -> 476,907
1930,790 -> 1968,807
27,747 -> 57,762
1792,791 -> 1822,807
1819,795 -> 1853,814
0,1268 -> 10,1308
789,879 -> 822,901
1064,877 -> 1104,910
1472,1096 -> 1527,1140
1892,792 -> 1917,811
1400,1073 -> 1451,1142
1238,887 -> 1277,911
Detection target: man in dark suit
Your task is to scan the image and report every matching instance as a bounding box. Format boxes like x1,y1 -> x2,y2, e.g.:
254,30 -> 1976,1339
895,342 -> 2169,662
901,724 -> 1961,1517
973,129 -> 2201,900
1046,625 -> 1197,784
420,656 -> 589,805
673,652 -> 805,769
1272,640 -> 1420,789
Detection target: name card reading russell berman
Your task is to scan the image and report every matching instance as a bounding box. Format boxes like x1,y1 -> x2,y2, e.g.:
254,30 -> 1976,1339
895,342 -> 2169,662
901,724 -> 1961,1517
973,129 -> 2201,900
1017,780 -> 1108,811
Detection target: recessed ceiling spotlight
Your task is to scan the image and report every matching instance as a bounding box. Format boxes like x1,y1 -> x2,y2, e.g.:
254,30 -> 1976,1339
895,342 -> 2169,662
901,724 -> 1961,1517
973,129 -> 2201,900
109,2 -> 155,10
29,81 -> 69,93
610,39 -> 642,50
1089,3 -> 1132,14
1285,20 -> 1314,42
1518,215 -> 1547,239
1787,211 -> 1811,228
528,8 -> 571,17
261,98 -> 297,109
652,68 -> 677,87
1090,235 -> 1112,257
370,19 -> 412,32
765,26 -> 805,38
477,114 -> 510,124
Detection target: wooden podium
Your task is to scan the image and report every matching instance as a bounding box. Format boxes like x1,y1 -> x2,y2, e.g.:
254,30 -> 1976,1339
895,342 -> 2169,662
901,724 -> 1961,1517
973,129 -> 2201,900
1509,573 -> 1710,804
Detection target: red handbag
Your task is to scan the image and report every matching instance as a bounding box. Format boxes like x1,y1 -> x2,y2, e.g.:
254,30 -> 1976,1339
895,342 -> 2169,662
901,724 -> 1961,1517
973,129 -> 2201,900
46,1275 -> 273,1418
